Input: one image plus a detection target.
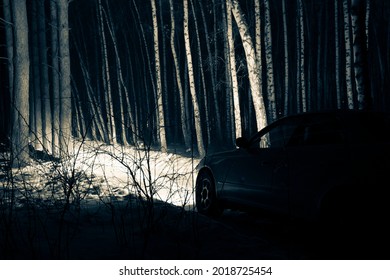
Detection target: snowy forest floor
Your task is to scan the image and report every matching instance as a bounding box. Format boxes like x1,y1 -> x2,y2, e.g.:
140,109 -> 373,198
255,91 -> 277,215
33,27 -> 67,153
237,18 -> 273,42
0,140 -> 387,260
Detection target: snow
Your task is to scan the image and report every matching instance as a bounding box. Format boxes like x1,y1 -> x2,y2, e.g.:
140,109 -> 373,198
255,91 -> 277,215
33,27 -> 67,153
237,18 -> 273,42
2,140 -> 200,210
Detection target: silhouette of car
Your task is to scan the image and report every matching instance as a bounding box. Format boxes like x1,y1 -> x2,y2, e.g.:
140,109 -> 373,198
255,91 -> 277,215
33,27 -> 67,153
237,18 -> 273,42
195,110 -> 390,224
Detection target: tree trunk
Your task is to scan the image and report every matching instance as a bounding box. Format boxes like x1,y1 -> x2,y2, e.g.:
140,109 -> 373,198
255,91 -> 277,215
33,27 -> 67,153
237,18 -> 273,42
31,1 -> 43,151
297,0 -> 306,112
98,0 -> 116,144
58,0 -> 72,155
190,0 -> 211,145
151,0 -> 167,151
226,0 -> 241,138
198,1 -> 222,141
3,0 -> 13,101
343,0 -> 354,108
11,0 -> 30,167
335,0 -> 341,108
104,1 -> 135,145
351,0 -> 372,110
264,0 -> 277,120
282,0 -> 289,115
229,0 -> 267,132
50,0 -> 60,157
184,0 -> 205,157
38,0 -> 52,154
169,0 -> 191,150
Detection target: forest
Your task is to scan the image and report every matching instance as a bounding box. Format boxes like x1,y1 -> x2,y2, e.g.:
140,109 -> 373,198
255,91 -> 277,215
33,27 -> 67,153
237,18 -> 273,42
1,0 -> 390,164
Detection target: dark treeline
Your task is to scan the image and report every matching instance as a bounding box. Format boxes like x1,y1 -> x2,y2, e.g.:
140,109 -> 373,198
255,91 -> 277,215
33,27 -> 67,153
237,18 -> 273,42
1,0 -> 390,162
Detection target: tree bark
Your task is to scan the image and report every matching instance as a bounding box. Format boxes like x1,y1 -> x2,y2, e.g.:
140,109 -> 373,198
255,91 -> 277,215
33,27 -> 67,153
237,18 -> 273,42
58,0 -> 72,155
282,0 -> 289,115
226,0 -> 241,138
98,0 -> 116,144
11,0 -> 30,167
343,0 -> 354,109
264,0 -> 277,120
351,0 -> 372,110
229,0 -> 268,132
184,0 -> 205,157
38,0 -> 52,153
151,0 -> 167,151
3,0 -> 13,101
51,0 -> 60,156
169,0 -> 191,150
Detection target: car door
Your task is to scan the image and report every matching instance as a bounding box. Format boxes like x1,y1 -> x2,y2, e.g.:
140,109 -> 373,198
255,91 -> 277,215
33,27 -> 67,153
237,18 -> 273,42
286,114 -> 349,220
222,119 -> 298,213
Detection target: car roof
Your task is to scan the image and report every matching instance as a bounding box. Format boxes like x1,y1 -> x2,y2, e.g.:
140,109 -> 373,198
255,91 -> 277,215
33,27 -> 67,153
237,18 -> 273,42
273,109 -> 389,124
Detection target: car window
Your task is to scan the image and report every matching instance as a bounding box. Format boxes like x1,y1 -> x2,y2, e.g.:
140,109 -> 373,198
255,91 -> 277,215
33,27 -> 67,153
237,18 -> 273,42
288,115 -> 344,146
253,121 -> 298,149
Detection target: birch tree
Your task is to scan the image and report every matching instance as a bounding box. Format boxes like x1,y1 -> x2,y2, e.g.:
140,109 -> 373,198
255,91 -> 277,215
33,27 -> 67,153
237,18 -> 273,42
3,0 -> 13,101
190,0 -> 211,145
226,0 -> 241,138
38,0 -> 52,153
169,0 -> 191,150
11,0 -> 30,167
104,1 -> 136,145
335,0 -> 341,108
151,0 -> 167,151
31,1 -> 43,151
184,0 -> 205,157
51,0 -> 60,156
264,0 -> 277,120
58,0 -> 72,154
198,1 -> 222,141
343,0 -> 354,108
228,0 -> 267,132
98,0 -> 115,144
297,0 -> 306,112
282,0 -> 289,115
351,0 -> 372,110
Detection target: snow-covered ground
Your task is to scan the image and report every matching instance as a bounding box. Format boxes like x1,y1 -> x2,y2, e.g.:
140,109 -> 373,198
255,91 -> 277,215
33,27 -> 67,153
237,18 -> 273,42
1,140 -> 200,210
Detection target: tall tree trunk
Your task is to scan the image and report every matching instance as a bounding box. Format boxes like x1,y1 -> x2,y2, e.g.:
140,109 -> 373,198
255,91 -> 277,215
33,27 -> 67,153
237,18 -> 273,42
229,0 -> 267,131
3,0 -> 13,101
169,0 -> 191,150
184,0 -> 205,157
221,0 -> 234,144
335,0 -> 341,108
31,1 -> 43,151
11,0 -> 30,167
130,0 -> 157,144
198,1 -> 222,141
343,0 -> 354,109
297,0 -> 306,112
351,0 -> 372,110
282,0 -> 289,115
264,0 -> 277,121
151,0 -> 167,151
58,0 -> 72,155
104,1 -> 136,145
158,0 -> 169,140
51,0 -> 60,156
98,0 -> 115,144
38,0 -> 52,153
73,39 -> 106,142
226,0 -> 241,138
189,0 -> 211,145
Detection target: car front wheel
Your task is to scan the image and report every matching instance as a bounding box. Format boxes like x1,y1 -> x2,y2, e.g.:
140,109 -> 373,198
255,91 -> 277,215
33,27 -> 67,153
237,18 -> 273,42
195,170 -> 222,216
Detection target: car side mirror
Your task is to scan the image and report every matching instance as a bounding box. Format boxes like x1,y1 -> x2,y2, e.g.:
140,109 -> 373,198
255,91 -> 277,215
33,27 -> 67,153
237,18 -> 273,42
236,137 -> 249,149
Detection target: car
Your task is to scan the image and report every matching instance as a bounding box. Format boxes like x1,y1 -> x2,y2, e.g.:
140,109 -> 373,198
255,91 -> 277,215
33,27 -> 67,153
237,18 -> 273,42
195,110 -> 390,225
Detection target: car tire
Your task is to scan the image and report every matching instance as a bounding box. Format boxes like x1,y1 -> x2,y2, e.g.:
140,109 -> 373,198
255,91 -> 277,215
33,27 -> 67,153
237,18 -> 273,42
195,170 -> 223,217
